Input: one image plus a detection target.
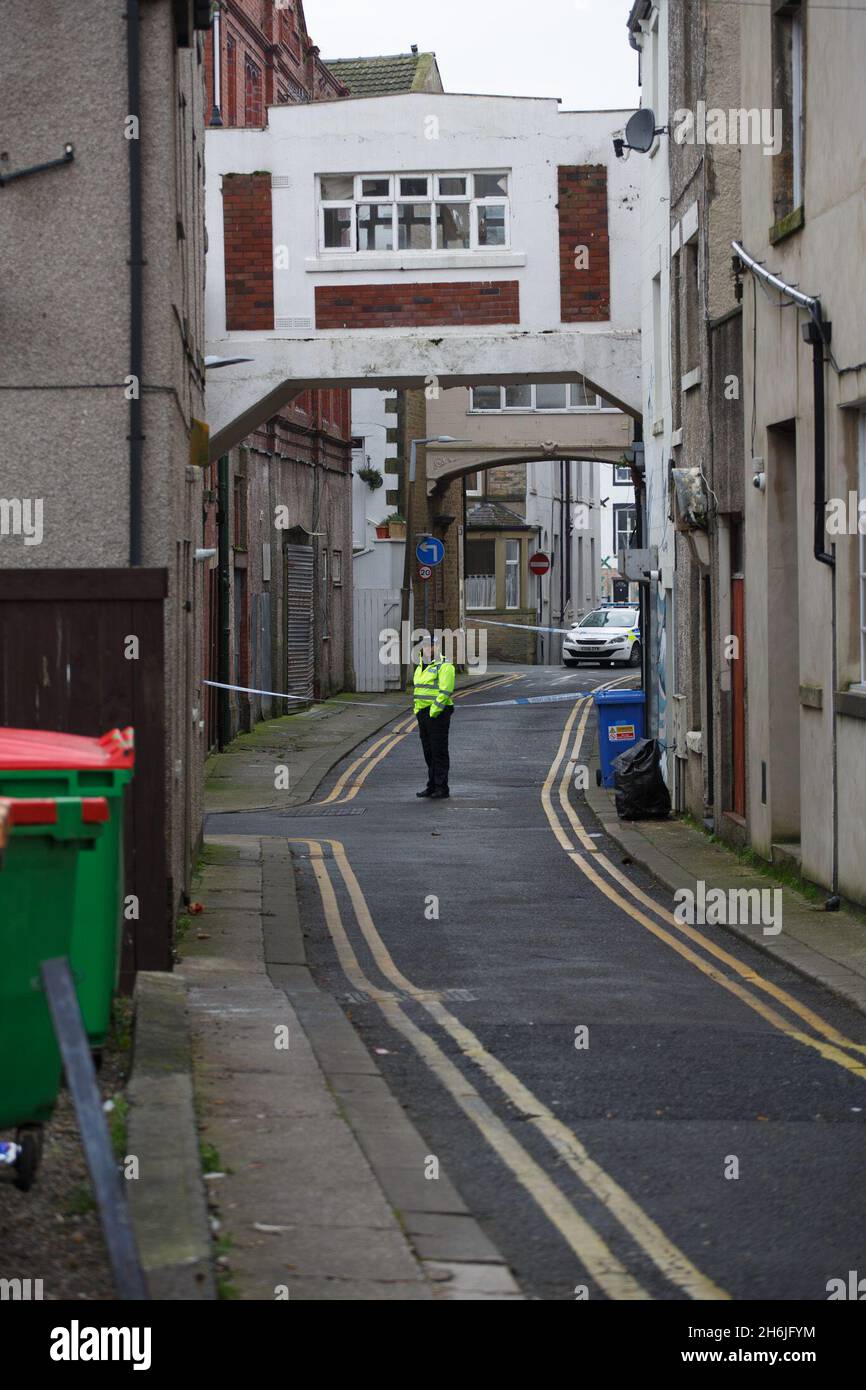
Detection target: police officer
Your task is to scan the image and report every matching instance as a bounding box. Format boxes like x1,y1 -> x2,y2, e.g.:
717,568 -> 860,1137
413,633 -> 455,799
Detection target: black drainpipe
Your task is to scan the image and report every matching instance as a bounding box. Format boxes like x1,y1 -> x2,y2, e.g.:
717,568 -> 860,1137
805,310 -> 834,568
804,309 -> 840,904
127,0 -> 144,565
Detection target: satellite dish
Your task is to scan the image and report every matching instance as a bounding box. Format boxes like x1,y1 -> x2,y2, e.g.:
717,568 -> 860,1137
625,107 -> 659,154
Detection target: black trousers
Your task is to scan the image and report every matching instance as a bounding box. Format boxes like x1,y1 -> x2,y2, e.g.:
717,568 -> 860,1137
416,707 -> 453,793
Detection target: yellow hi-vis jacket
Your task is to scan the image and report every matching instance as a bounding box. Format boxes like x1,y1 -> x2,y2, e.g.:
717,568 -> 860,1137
412,657 -> 455,718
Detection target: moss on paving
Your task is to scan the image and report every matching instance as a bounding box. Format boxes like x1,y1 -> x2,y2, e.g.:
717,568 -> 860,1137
682,812 -> 866,923
197,843 -> 241,867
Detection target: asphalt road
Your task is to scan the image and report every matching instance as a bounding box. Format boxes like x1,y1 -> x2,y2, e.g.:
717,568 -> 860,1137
208,663 -> 866,1302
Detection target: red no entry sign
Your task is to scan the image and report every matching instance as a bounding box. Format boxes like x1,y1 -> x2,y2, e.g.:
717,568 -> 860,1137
528,552 -> 550,577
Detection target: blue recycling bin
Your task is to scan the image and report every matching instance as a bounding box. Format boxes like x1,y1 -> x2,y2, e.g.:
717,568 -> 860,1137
593,690 -> 646,788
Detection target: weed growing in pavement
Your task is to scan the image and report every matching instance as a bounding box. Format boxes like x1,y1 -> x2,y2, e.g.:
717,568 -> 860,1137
199,1140 -> 223,1175
65,1184 -> 96,1217
108,1096 -> 129,1160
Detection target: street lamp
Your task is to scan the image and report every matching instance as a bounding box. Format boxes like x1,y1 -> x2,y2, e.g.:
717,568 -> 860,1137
409,434 -> 469,483
204,355 -> 254,369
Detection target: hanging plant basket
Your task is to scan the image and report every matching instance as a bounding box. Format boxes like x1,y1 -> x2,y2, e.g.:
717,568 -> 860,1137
358,466 -> 384,490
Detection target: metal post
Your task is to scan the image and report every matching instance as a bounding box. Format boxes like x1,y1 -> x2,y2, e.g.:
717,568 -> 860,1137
41,958 -> 149,1300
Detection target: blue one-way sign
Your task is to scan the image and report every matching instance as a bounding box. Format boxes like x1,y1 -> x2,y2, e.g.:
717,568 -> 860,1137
416,536 -> 445,566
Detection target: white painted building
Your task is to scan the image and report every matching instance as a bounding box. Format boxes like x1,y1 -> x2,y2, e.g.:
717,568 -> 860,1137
204,91 -> 642,458
350,388 -> 401,585
625,3 -> 675,771
598,460 -> 638,604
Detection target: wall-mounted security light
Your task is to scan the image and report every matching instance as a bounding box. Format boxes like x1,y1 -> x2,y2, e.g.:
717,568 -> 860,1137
613,108 -> 668,159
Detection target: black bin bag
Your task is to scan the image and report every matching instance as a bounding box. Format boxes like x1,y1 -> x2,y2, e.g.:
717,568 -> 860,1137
612,738 -> 671,821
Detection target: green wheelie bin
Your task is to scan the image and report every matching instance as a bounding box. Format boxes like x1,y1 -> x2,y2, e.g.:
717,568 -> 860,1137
0,794 -> 109,1142
0,728 -> 134,1048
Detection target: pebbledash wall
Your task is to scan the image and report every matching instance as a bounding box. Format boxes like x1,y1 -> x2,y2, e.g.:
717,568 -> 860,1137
0,0 -> 209,974
738,0 -> 866,905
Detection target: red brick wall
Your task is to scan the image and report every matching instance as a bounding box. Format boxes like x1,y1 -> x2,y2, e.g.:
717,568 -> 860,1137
558,166 -> 610,323
315,281 -> 520,330
223,173 -> 274,330
204,1 -> 347,118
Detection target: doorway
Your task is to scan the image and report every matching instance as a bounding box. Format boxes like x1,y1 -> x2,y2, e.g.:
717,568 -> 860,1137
730,519 -> 746,819
766,421 -> 800,841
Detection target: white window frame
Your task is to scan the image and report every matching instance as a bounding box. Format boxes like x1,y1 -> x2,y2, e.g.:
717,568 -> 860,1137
468,383 -> 615,413
613,504 -> 637,553
465,537 -> 497,610
613,464 -> 632,486
320,201 -> 355,252
316,171 -> 511,256
859,413 -> 866,687
505,538 -> 521,610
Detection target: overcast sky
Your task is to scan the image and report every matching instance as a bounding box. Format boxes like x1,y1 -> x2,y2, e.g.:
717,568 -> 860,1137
303,0 -> 640,113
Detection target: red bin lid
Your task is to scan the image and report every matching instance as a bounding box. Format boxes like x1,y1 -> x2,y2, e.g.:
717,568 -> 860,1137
0,727 -> 134,771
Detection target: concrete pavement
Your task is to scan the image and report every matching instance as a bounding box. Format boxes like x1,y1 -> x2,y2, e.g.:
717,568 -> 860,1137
584,770 -> 866,1016
178,678 -> 523,1299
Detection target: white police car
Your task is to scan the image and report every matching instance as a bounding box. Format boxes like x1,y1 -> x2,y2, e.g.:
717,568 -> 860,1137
562,605 -> 642,668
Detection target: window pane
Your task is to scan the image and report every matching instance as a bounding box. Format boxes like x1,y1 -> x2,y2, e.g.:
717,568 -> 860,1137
471,386 -> 501,411
361,177 -> 390,197
466,538 -> 497,609
614,508 -> 636,549
320,174 -> 353,201
535,383 -> 568,409
505,540 -> 520,609
438,175 -> 467,197
477,203 -> 507,246
474,172 -> 508,197
400,175 -> 429,197
357,203 -> 394,251
323,206 -> 352,248
570,380 -> 595,408
398,202 -> 432,250
435,203 -> 471,249
504,384 -> 531,409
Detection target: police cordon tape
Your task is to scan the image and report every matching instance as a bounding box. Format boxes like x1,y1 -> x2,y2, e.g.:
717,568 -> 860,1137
202,679 -> 614,710
466,616 -> 640,638
465,616 -> 575,636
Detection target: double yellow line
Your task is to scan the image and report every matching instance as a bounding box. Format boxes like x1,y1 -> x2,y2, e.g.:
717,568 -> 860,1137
542,689 -> 866,1078
292,834 -> 729,1300
316,672 -> 525,805
290,673 -> 865,1299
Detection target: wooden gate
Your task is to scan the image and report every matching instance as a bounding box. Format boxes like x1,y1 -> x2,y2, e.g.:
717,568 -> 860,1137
353,588 -> 401,692
0,569 -> 168,986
